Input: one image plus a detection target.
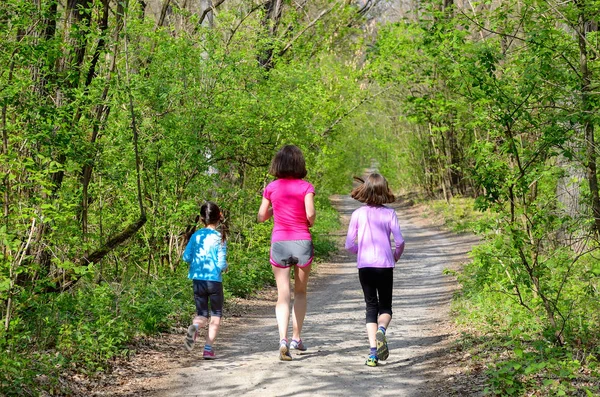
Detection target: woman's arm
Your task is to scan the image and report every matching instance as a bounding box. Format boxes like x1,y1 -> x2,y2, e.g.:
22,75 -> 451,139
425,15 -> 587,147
257,197 -> 273,223
305,193 -> 316,227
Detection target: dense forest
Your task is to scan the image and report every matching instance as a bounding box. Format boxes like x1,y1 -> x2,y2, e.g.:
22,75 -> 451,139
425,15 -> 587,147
1,0 -> 599,395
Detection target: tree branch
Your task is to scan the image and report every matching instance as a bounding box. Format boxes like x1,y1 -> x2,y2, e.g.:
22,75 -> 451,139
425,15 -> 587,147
199,0 -> 226,27
277,2 -> 339,59
156,0 -> 171,29
321,87 -> 391,137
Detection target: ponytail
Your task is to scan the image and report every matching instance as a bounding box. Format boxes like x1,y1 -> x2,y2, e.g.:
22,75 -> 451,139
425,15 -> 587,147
200,201 -> 228,244
219,211 -> 228,245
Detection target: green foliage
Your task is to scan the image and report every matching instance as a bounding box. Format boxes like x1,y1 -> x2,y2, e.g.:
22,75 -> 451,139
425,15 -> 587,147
224,219 -> 274,298
311,195 -> 341,257
0,276 -> 190,393
426,197 -> 497,234
455,333 -> 599,396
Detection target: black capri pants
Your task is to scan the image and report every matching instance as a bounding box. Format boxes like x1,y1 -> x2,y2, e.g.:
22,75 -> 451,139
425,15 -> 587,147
358,267 -> 393,324
193,279 -> 224,317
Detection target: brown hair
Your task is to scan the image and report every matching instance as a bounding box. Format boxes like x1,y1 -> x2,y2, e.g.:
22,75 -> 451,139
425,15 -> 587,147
351,173 -> 395,205
200,201 -> 227,244
268,145 -> 307,179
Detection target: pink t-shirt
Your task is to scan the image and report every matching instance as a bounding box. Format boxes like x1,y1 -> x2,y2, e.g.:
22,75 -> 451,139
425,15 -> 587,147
263,178 -> 315,242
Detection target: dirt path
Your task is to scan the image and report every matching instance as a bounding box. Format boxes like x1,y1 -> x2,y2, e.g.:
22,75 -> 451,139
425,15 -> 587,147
100,193 -> 478,397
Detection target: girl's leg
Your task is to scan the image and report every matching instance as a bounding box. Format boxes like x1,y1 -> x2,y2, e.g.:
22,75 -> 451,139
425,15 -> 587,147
272,265 -> 292,341
185,315 -> 207,352
186,280 -> 210,351
358,268 -> 379,349
375,268 -> 393,361
366,322 -> 378,349
193,280 -> 210,327
205,281 -> 224,347
376,268 -> 394,330
291,263 -> 311,341
193,315 -> 208,329
378,313 -> 392,329
205,316 -> 221,346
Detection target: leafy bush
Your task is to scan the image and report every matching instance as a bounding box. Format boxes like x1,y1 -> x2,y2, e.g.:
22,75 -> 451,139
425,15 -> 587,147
425,196 -> 496,234
0,276 -> 191,395
425,195 -> 599,395
312,196 -> 341,258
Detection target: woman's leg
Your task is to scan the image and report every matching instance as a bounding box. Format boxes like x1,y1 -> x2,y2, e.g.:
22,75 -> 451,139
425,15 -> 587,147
272,265 -> 292,341
291,263 -> 311,341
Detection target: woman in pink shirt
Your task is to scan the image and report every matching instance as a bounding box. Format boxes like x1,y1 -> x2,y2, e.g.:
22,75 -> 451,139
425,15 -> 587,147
345,173 -> 405,367
257,145 -> 316,361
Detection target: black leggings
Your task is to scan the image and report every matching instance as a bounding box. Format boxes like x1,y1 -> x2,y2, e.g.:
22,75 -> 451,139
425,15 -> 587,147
193,280 -> 224,317
358,267 -> 393,324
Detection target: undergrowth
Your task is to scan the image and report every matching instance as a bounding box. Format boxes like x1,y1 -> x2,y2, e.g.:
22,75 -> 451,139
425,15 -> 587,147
423,197 -> 600,396
0,197 -> 340,396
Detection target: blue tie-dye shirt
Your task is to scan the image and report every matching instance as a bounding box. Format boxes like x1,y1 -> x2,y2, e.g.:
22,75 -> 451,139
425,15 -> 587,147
183,228 -> 228,282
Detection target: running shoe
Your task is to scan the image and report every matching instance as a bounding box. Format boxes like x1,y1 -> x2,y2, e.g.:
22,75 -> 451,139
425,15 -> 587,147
203,349 -> 216,360
365,354 -> 378,367
279,340 -> 292,361
184,325 -> 197,352
376,329 -> 389,361
290,339 -> 307,351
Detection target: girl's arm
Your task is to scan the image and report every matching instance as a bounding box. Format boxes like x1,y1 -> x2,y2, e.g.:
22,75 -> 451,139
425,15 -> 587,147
344,212 -> 359,254
217,242 -> 228,272
257,197 -> 273,222
305,193 -> 316,227
391,212 -> 405,261
182,236 -> 195,263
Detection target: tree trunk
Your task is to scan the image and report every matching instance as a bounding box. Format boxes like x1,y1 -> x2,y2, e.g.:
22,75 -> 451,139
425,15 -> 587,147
50,0 -> 93,195
258,0 -> 284,70
81,0 -> 121,237
199,0 -> 214,28
157,0 -> 171,29
445,126 -> 463,194
577,12 -> 600,235
1,59 -> 14,265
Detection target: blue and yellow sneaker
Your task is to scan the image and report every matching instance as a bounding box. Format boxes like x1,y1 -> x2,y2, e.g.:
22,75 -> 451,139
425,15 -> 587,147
376,329 -> 389,361
365,354 -> 378,367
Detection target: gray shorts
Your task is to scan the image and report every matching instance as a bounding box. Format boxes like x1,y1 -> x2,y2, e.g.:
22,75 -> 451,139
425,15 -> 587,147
270,240 -> 314,268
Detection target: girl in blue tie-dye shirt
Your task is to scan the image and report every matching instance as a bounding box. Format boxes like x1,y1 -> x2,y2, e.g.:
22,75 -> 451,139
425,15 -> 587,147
182,201 -> 228,359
